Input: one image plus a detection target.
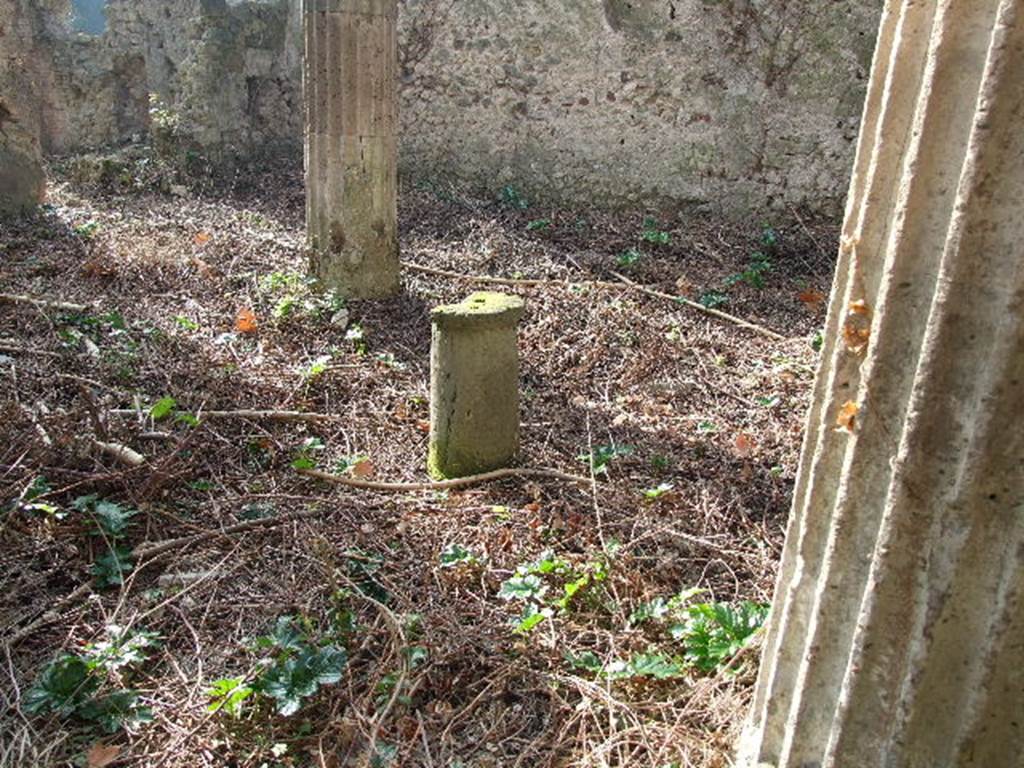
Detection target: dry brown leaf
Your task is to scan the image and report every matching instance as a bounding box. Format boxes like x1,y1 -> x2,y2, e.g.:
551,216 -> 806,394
734,432 -> 756,457
843,323 -> 870,352
836,400 -> 859,432
234,307 -> 258,334
798,289 -> 826,308
194,231 -> 211,246
82,257 -> 116,278
849,299 -> 870,315
87,743 -> 121,768
352,459 -> 375,478
191,256 -> 219,279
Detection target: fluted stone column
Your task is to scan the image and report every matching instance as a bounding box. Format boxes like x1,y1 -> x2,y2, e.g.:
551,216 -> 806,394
428,292 -> 526,479
303,0 -> 399,298
738,2 -> 1024,767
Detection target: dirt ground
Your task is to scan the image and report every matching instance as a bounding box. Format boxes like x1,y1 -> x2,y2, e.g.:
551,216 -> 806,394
0,152 -> 835,768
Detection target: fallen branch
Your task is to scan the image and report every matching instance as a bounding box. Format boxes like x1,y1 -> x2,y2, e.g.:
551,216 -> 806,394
403,261 -> 567,288
609,271 -> 787,341
403,261 -> 787,340
0,293 -> 89,312
297,466 -> 593,491
109,408 -> 340,423
133,465 -> 583,557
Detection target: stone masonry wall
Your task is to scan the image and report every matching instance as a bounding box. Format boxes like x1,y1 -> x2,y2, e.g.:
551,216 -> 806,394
5,0 -> 883,215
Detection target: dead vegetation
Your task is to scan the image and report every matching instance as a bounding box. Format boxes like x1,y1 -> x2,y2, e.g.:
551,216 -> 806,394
0,153 -> 835,768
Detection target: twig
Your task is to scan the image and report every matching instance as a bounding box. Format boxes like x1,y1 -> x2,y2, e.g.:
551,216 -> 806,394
417,711 -> 436,768
20,404 -> 53,448
403,261 -> 566,288
108,408 -> 340,423
0,293 -> 88,312
0,341 -> 61,357
334,572 -> 408,768
78,382 -> 108,440
297,466 -> 592,491
2,583 -> 93,648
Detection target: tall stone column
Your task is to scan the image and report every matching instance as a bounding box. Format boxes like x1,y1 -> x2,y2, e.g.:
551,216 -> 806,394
303,0 -> 400,298
738,1 -> 1024,767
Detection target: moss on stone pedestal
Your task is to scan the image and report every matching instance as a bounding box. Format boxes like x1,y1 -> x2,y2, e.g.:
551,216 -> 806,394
428,292 -> 525,479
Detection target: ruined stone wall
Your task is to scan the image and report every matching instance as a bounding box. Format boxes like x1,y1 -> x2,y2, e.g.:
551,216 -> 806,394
401,0 -> 881,213
9,0 -> 882,214
32,0 -> 300,154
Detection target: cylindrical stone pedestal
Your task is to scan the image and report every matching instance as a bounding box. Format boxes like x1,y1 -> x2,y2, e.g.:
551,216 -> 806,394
737,2 -> 1024,766
428,292 -> 526,479
302,0 -> 400,298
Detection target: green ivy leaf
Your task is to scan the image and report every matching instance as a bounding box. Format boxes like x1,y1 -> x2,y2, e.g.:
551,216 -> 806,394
254,615 -> 306,653
92,546 -> 135,589
630,597 -> 670,626
77,690 -> 152,733
554,575 -> 590,611
23,656 -> 99,716
90,500 -> 138,538
207,678 -> 254,717
617,248 -> 642,267
617,652 -> 686,680
643,483 -> 675,500
439,543 -> 476,568
565,650 -> 603,674
514,603 -> 551,634
84,625 -> 159,671
498,574 -> 546,602
258,646 -> 347,716
175,412 -> 200,427
150,397 -> 177,421
675,600 -> 769,672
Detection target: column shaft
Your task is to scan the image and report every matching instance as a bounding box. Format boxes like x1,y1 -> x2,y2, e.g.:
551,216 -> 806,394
303,0 -> 399,298
739,1 -> 1024,766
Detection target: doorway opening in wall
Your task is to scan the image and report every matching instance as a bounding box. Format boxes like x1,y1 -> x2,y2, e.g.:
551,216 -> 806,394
70,0 -> 107,35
